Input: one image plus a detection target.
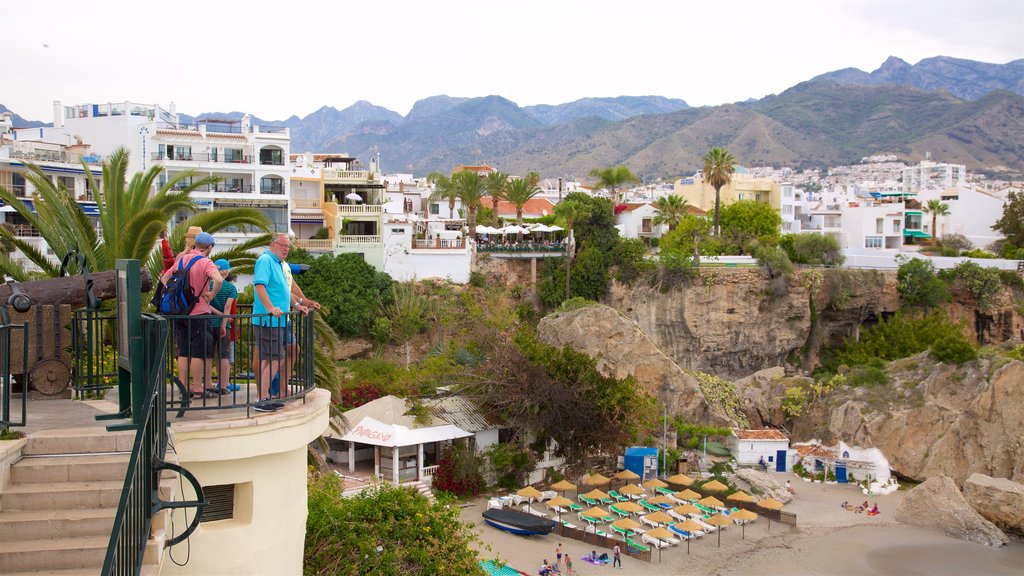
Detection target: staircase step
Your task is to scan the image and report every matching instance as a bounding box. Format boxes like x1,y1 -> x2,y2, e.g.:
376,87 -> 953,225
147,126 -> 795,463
0,508 -> 116,540
0,480 -> 123,511
11,454 -> 130,484
4,569 -> 100,576
0,536 -> 107,572
24,428 -> 134,456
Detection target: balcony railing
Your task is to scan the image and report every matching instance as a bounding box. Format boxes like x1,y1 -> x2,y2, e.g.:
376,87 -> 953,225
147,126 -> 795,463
336,235 -> 381,244
170,183 -> 255,194
293,238 -> 333,251
11,224 -> 43,237
323,169 -> 374,182
478,242 -> 567,254
413,238 -> 465,249
335,204 -> 383,215
72,307 -> 316,416
292,198 -> 322,209
260,186 -> 285,195
151,152 -> 253,164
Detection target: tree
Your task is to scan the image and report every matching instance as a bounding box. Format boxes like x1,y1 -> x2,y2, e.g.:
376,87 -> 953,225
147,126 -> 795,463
718,200 -> 782,252
589,165 -> 639,203
561,192 -> 617,254
660,214 -> 712,265
992,190 -> 1024,247
293,252 -> 394,337
652,195 -> 689,231
452,171 -> 488,238
383,282 -> 432,369
0,148 -> 271,280
924,199 -> 950,245
554,199 -> 592,303
503,176 -> 541,225
780,233 -> 844,266
426,171 -> 457,217
483,170 -> 510,226
702,147 -> 737,237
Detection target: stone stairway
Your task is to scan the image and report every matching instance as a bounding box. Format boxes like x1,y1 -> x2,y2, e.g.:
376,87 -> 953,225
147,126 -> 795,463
0,427 -> 133,575
407,479 -> 436,504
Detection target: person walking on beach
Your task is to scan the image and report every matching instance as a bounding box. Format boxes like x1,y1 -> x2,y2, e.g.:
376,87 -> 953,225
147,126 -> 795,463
555,543 -> 563,568
564,554 -> 573,575
612,544 -> 621,568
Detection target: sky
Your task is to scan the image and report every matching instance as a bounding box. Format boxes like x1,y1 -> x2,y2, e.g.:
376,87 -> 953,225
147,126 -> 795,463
1,0 -> 1022,122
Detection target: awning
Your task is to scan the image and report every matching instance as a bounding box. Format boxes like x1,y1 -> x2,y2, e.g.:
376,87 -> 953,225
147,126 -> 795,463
79,203 -> 100,216
904,210 -> 922,215
335,415 -> 472,448
0,200 -> 34,213
903,230 -> 932,239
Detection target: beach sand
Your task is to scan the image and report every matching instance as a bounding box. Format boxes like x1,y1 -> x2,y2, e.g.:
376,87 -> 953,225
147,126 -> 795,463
462,473 -> 1024,576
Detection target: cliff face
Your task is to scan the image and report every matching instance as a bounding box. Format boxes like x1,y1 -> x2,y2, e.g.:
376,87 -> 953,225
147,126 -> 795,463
606,268 -> 900,379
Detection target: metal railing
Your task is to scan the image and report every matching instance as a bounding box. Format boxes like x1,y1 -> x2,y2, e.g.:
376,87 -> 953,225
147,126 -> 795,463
478,242 -> 567,253
0,312 -> 29,433
260,186 -> 285,195
101,314 -> 206,575
413,238 -> 465,249
72,309 -> 119,397
334,204 -> 383,214
170,183 -> 255,194
151,152 -> 253,164
293,238 -> 333,251
336,235 -> 381,244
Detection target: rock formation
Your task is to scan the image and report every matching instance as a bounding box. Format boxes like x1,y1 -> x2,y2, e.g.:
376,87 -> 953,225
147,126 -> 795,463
963,473 -> 1024,537
733,468 -> 793,504
823,358 -> 1024,485
895,475 -> 1008,547
536,303 -> 731,425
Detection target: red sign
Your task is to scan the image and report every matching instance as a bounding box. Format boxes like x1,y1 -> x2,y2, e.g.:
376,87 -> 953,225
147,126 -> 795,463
351,424 -> 392,444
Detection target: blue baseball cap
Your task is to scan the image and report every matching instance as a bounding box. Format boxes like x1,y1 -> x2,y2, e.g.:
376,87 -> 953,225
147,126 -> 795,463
195,231 -> 215,246
215,259 -> 230,270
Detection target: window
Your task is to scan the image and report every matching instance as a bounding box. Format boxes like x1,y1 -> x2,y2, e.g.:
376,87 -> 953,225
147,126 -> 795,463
260,176 -> 283,194
782,205 -> 793,215
224,148 -> 244,163
260,148 -> 283,166
391,228 -> 405,234
875,218 -> 883,234
865,236 -> 883,248
892,220 -> 901,233
641,218 -> 652,233
429,203 -> 440,215
209,148 -> 218,162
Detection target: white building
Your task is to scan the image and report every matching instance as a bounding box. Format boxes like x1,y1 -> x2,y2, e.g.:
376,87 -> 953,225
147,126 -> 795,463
614,202 -> 667,240
916,185 -> 1006,249
901,159 -> 966,194
728,429 -> 792,471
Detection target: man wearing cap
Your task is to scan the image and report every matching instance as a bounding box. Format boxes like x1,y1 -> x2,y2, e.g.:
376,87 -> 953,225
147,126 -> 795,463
160,231 -> 221,400
208,258 -> 237,395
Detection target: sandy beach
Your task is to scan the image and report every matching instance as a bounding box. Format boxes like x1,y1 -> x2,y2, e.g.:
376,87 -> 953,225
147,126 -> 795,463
461,473 -> 1023,576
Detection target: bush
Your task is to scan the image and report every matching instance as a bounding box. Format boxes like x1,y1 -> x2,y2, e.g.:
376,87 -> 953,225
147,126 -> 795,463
940,261 -> 1003,310
820,312 -> 971,371
998,270 -> 1024,290
940,233 -> 973,252
846,365 -> 889,388
610,237 -> 648,283
754,245 -> 792,278
930,333 -> 978,364
482,442 -> 535,491
897,257 -> 950,309
468,270 -> 486,288
783,233 -> 844,266
961,249 -> 997,259
295,253 -> 394,336
432,442 -> 485,497
570,247 -> 609,301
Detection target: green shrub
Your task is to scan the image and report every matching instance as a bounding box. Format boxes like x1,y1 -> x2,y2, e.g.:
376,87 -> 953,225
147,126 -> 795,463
295,253 -> 394,336
784,233 -> 844,266
570,247 -> 610,301
846,365 -> 889,388
961,249 -> 997,259
368,317 -> 392,345
820,312 -> 971,371
940,261 -> 1003,310
940,233 -> 973,252
998,270 -> 1024,290
897,257 -> 950,309
753,245 -> 792,278
940,246 -> 960,257
558,297 -> 597,312
930,333 -> 978,364
468,270 -> 486,288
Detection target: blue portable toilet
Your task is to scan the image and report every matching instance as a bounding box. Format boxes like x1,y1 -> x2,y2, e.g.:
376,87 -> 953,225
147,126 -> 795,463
624,447 -> 659,480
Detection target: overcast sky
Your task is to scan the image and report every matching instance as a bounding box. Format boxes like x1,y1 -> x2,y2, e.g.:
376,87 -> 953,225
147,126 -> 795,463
2,0 -> 1022,122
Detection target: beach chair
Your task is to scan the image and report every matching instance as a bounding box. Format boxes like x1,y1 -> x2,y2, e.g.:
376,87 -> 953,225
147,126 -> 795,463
640,515 -> 663,529
691,517 -> 717,532
561,520 -> 578,529
578,495 -> 598,506
654,486 -> 675,496
599,495 -> 614,505
539,490 -> 557,502
610,524 -> 634,540
639,500 -> 661,512
667,508 -> 688,522
568,503 -> 583,512
610,504 -> 631,518
641,533 -> 667,548
585,525 -> 608,537
626,537 -> 650,552
596,512 -> 614,523
578,513 -> 600,526
608,490 -> 629,502
668,524 -> 699,539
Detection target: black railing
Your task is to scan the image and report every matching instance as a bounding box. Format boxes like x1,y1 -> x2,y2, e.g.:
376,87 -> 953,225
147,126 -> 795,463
169,183 -> 256,194
0,312 -> 29,433
151,152 -> 253,164
72,309 -> 118,397
102,314 -> 206,576
260,185 -> 285,195
478,242 -> 567,254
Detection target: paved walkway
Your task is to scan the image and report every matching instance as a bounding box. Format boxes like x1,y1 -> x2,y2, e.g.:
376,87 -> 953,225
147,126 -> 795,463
6,391 -> 121,436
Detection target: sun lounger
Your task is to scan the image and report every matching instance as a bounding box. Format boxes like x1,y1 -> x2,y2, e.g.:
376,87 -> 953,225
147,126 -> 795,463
668,524 -> 698,539
667,509 -> 688,522
639,500 -> 661,512
578,495 -> 598,506
578,514 -> 600,526
599,496 -> 614,505
626,537 -> 650,552
640,515 -> 663,528
523,504 -> 549,518
584,525 -> 608,537
654,486 -> 675,496
641,533 -> 667,548
610,504 -> 631,518
692,517 -> 717,532
539,490 -> 556,501
561,520 -> 578,529
568,503 -> 583,512
607,490 -> 629,502
610,524 -> 635,540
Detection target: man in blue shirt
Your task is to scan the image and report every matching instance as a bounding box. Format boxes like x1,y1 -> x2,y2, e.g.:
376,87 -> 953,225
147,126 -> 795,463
252,233 -> 294,412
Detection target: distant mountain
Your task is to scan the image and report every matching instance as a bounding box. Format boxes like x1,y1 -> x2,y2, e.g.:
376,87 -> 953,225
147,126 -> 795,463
812,56 -> 1024,101
405,96 -> 470,121
0,104 -> 47,128
524,96 -> 690,125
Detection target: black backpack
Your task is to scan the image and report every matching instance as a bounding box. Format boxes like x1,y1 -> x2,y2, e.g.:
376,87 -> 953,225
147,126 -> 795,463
157,255 -> 204,315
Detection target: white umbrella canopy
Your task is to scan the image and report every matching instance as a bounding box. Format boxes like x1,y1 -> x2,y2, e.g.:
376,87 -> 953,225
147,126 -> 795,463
344,192 -> 363,202
501,225 -> 531,235
547,225 -> 564,231
475,225 -> 498,234
531,224 -> 552,233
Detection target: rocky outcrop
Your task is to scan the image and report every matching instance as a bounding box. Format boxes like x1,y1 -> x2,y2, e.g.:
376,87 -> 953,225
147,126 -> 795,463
334,338 -> 374,360
606,268 -> 899,379
536,303 -> 731,425
733,468 -> 793,504
963,473 -> 1024,537
895,475 -> 1008,547
823,358 -> 1024,485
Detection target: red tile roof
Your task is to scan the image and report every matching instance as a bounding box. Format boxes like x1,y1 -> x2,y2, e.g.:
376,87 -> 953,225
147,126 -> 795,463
453,164 -> 495,174
480,197 -> 556,217
793,443 -> 838,459
617,203 -> 650,213
733,428 -> 789,441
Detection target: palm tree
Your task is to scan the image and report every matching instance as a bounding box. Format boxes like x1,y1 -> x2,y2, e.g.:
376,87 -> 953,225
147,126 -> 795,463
0,148 -> 271,280
652,195 -> 689,231
554,200 -> 592,302
702,148 -> 736,237
589,166 -> 639,203
427,171 -> 458,217
484,171 -> 510,227
924,199 -> 950,244
504,177 -> 542,225
453,171 -> 488,238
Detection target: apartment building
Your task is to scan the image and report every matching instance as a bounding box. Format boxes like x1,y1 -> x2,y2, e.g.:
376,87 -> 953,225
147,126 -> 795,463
673,169 -> 781,211
901,159 -> 966,193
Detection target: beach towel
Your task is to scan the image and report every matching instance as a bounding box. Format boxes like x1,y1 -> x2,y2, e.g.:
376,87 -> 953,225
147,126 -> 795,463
581,555 -> 610,566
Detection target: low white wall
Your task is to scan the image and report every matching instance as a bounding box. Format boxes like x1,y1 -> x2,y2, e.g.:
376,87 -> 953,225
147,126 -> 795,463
842,251 -> 1020,270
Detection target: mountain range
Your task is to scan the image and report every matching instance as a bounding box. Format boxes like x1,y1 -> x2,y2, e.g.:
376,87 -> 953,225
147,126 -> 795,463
4,56 -> 1022,177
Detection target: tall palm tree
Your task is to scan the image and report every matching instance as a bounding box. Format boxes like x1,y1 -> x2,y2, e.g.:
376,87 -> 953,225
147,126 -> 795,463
484,171 -> 510,227
702,148 -> 737,237
924,199 -> 950,244
589,166 -> 639,203
554,200 -> 592,302
652,195 -> 689,231
427,171 -> 458,217
504,177 -> 542,226
453,171 -> 488,238
0,148 -> 271,280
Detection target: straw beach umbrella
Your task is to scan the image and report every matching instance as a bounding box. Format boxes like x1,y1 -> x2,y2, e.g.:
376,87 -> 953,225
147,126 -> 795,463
675,519 -> 705,554
619,483 -> 645,499
614,469 -> 640,481
666,473 -> 694,487
611,518 -> 642,532
731,508 -> 759,539
643,478 -> 668,490
648,495 -> 674,508
698,496 -> 725,509
702,479 -> 729,492
757,497 -> 784,531
675,503 -> 703,517
727,490 -> 753,503
518,485 -> 542,512
675,489 -> 700,501
547,495 -> 573,522
643,510 -> 674,527
583,473 -> 610,487
550,479 -> 576,496
645,526 -> 675,562
705,513 -> 733,547
582,489 -> 610,502
616,501 -> 644,516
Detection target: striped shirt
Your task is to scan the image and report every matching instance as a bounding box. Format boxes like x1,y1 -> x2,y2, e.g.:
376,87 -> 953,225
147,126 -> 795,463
209,281 -> 237,328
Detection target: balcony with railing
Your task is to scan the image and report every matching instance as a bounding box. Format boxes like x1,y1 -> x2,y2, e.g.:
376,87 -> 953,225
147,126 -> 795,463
478,241 -> 567,257
151,152 -> 253,164
293,238 -> 334,251
336,235 -> 382,245
323,169 -> 377,184
170,183 -> 256,194
292,198 -> 322,209
413,238 -> 465,249
335,203 -> 383,216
